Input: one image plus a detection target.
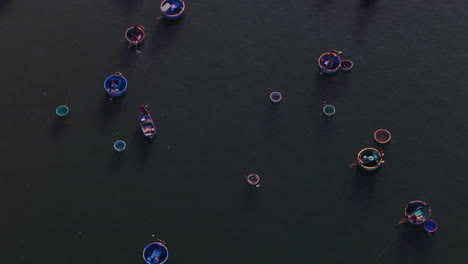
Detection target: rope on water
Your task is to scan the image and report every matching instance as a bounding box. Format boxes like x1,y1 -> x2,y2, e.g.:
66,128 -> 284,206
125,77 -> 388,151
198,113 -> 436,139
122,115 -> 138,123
369,234 -> 397,264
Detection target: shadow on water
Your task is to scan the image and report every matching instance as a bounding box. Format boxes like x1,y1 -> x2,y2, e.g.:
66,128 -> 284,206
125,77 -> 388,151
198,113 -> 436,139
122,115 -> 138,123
243,185 -> 258,211
396,224 -> 434,263
115,0 -> 143,16
349,168 -> 378,207
51,118 -> 66,139
265,101 -> 280,127
0,0 -> 11,15
131,127 -> 154,167
353,0 -> 380,41
360,0 -> 378,8
314,0 -> 334,10
98,94 -> 124,128
150,17 -> 184,55
318,112 -> 334,138
110,152 -> 123,172
119,41 -> 142,70
312,72 -> 351,104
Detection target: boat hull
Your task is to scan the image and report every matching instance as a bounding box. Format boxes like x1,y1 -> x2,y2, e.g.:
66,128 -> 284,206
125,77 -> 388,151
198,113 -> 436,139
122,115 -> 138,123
404,200 -> 431,225
140,105 -> 156,138
357,147 -> 383,171
143,242 -> 169,264
160,0 -> 185,19
104,74 -> 128,97
318,52 -> 341,74
125,25 -> 145,45
340,60 -> 354,71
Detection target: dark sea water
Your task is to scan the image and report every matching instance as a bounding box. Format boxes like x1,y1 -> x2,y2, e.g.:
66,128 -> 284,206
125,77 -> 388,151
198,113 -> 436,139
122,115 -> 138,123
1,0 -> 467,263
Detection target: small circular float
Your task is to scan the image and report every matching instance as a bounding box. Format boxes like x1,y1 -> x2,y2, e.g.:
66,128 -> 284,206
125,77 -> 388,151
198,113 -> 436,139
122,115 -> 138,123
404,200 -> 431,225
340,60 -> 354,71
246,174 -> 260,187
104,72 -> 127,97
160,0 -> 185,19
56,105 -> 69,117
357,147 -> 384,171
125,24 -> 145,45
423,219 -> 438,233
143,241 -> 169,264
323,104 -> 336,117
374,129 -> 391,144
318,51 -> 341,74
269,91 -> 282,103
114,140 -> 126,152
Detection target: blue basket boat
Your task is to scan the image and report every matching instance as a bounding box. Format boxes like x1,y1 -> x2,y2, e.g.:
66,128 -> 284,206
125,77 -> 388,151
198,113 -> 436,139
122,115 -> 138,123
318,51 -> 342,74
125,24 -> 145,45
423,219 -> 438,233
140,105 -> 156,139
356,147 -> 384,171
114,140 -> 126,152
404,200 -> 431,225
160,0 -> 185,19
143,241 -> 169,264
104,72 -> 127,97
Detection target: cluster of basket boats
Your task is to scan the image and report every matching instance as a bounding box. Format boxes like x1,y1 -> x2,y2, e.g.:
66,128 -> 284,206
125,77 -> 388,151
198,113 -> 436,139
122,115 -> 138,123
70,2 -> 436,262
102,0 -> 186,145
317,51 -> 438,234
103,1 -> 185,263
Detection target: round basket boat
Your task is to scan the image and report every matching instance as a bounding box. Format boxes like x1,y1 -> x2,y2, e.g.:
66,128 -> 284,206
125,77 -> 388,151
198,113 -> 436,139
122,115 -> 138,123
160,0 -> 185,19
357,147 -> 384,171
125,25 -> 145,45
374,129 -> 391,144
323,105 -> 336,117
270,91 -> 282,103
404,200 -> 431,225
340,60 -> 354,71
143,241 -> 169,264
423,219 -> 438,233
318,52 -> 341,74
56,105 -> 69,117
104,73 -> 128,97
114,140 -> 126,152
246,174 -> 260,186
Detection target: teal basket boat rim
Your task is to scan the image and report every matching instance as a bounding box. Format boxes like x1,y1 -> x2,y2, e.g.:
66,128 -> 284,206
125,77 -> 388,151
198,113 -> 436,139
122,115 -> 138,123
56,105 -> 69,117
323,105 -> 336,115
114,140 -> 127,151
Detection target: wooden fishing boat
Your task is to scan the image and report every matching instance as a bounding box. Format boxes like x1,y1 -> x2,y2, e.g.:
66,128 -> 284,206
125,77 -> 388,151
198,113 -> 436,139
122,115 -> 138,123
104,72 -> 127,97
160,0 -> 185,19
140,105 -> 156,138
125,24 -> 145,45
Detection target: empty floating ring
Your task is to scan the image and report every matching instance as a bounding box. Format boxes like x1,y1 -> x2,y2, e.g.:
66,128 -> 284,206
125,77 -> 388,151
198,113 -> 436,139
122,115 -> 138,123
114,140 -> 127,152
374,129 -> 391,144
56,105 -> 69,117
246,174 -> 260,186
323,105 -> 336,116
270,91 -> 282,103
